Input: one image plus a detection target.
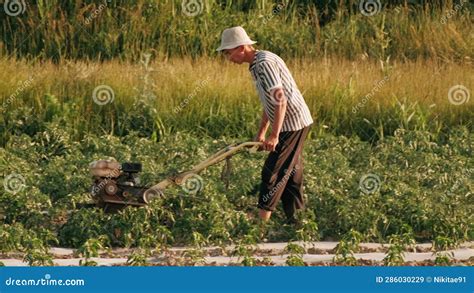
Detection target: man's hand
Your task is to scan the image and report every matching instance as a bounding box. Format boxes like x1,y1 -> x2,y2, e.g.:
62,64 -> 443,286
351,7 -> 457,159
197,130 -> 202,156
254,133 -> 266,143
253,133 -> 266,151
263,88 -> 286,152
263,133 -> 279,152
255,111 -> 269,150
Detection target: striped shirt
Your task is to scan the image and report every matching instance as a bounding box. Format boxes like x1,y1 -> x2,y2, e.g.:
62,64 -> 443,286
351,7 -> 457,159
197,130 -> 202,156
249,50 -> 313,132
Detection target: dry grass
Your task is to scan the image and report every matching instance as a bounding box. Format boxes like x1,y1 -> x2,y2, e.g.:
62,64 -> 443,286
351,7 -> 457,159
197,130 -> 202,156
0,56 -> 472,141
1,56 -> 472,104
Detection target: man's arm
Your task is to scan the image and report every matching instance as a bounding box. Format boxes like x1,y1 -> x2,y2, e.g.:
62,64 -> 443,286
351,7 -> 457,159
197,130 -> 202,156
264,88 -> 287,152
255,110 -> 269,142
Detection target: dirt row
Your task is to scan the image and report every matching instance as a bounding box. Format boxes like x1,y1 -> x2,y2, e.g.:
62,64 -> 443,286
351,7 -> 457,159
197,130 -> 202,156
1,241 -> 473,266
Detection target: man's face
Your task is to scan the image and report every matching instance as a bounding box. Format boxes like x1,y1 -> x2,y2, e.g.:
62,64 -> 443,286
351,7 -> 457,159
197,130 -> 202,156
223,46 -> 244,64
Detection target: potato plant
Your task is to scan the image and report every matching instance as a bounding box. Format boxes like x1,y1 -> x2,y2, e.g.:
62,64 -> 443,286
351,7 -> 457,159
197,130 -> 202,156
0,121 -> 472,266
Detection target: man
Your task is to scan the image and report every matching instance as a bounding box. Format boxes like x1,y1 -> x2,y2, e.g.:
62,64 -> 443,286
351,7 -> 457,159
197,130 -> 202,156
217,26 -> 313,224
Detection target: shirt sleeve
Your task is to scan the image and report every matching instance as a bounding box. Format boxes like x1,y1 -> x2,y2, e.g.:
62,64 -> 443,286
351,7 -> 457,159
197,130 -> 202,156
257,60 -> 283,93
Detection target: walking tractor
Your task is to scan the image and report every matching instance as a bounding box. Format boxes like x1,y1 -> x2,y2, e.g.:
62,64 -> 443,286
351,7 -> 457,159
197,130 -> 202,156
89,141 -> 262,211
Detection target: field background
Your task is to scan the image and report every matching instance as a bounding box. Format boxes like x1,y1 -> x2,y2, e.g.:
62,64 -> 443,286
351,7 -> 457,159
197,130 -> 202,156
0,0 -> 473,266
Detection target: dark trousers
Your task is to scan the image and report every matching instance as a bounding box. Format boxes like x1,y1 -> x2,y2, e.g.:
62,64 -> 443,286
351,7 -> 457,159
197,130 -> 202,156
258,126 -> 310,219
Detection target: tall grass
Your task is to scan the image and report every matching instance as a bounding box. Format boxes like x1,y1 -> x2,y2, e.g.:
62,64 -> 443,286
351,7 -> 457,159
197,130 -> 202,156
0,0 -> 472,61
1,1 -> 472,145
0,56 -> 472,146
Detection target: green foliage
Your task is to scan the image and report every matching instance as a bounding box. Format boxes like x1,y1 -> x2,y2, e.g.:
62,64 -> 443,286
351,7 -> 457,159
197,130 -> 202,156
383,226 -> 416,266
76,235 -> 109,266
0,125 -> 472,266
0,1 -> 471,61
233,233 -> 259,267
23,238 -> 54,267
284,243 -> 306,266
1,223 -> 56,266
294,210 -> 319,242
182,232 -> 207,265
432,236 -> 457,266
21,227 -> 57,266
308,128 -> 473,242
0,223 -> 31,253
432,235 -> 458,251
126,249 -> 150,266
58,208 -> 108,248
333,229 -> 364,265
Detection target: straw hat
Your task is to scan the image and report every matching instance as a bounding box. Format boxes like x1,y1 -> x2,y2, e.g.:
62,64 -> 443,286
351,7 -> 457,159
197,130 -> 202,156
216,26 -> 257,51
